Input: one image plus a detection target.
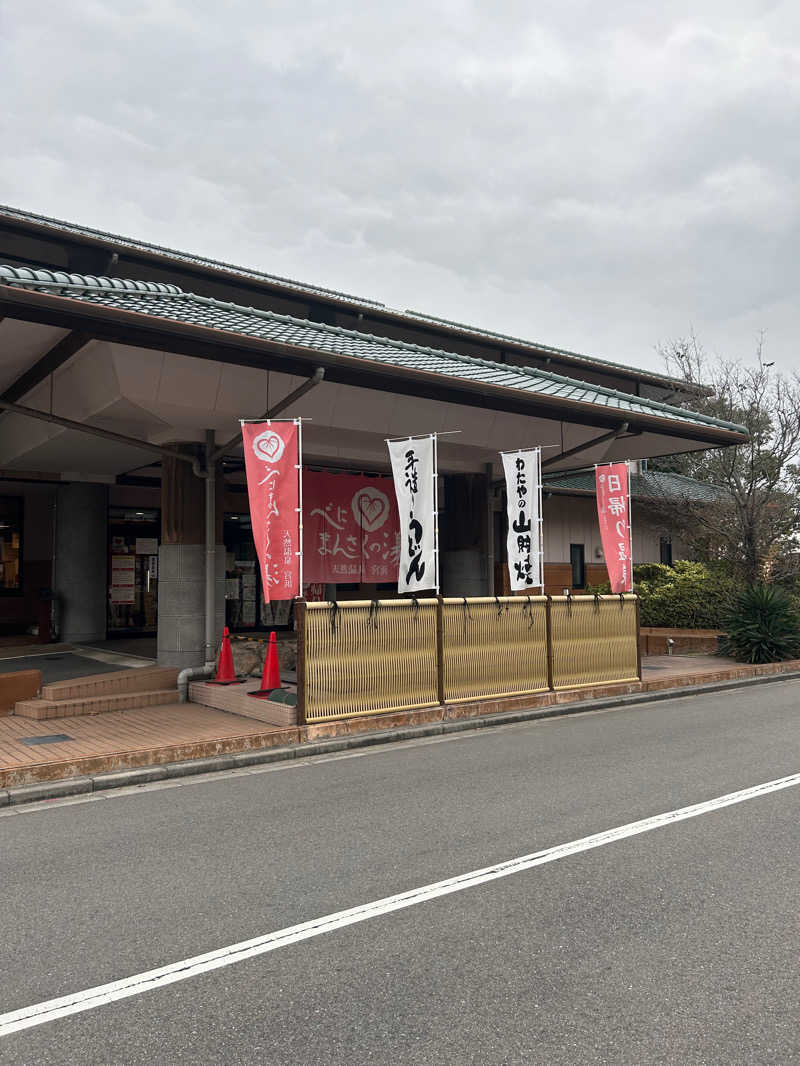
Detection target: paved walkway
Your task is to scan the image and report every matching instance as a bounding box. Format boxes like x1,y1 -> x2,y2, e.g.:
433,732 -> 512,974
2,653 -> 797,791
642,653 -> 734,681
0,704 -> 294,788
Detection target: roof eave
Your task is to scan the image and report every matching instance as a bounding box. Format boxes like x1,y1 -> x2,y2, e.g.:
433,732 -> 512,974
0,210 -> 711,395
0,283 -> 748,450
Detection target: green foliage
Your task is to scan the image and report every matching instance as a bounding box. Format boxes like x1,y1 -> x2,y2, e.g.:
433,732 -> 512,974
588,561 -> 737,629
719,584 -> 800,664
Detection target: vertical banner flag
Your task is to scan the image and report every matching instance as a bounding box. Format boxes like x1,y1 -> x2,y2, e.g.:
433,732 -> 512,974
501,448 -> 543,591
595,462 -> 632,593
241,420 -> 301,602
387,435 -> 437,593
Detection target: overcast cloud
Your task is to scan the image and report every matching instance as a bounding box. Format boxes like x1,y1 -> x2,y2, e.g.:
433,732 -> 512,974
1,1 -> 798,374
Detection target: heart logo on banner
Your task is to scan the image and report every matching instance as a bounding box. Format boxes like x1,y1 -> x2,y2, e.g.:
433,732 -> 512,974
252,429 -> 285,464
352,486 -> 390,532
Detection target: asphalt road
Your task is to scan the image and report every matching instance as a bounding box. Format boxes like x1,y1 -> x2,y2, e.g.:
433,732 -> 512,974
1,680 -> 799,1064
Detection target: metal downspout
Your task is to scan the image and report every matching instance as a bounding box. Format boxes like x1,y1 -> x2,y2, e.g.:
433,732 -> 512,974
204,429 -> 216,668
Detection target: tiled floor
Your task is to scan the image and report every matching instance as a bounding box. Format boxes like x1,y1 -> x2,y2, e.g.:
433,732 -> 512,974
2,653 -> 796,789
0,703 -> 292,788
642,653 -> 737,681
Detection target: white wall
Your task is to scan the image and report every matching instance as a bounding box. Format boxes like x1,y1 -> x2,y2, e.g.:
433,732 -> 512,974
542,494 -> 684,564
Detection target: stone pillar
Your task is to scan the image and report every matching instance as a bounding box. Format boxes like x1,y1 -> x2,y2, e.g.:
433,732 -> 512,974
157,449 -> 225,668
54,482 -> 108,643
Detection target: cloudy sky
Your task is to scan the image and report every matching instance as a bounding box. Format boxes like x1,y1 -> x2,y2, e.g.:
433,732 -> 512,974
1,1 -> 798,374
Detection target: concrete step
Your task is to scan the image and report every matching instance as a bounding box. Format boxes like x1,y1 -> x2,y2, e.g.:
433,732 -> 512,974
13,689 -> 178,720
41,667 -> 179,702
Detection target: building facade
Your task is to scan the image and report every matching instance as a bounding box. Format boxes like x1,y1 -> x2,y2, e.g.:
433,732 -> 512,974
0,207 -> 746,665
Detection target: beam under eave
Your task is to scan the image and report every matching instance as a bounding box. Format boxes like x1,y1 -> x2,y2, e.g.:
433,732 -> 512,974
0,329 -> 91,407
541,423 -> 631,471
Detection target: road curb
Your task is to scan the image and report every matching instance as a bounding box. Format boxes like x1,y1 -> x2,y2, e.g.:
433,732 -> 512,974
4,668 -> 800,808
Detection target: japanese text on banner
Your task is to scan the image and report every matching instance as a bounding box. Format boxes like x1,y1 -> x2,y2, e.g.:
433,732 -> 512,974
241,421 -> 300,603
387,437 -> 436,593
595,462 -> 632,593
501,448 -> 542,591
303,471 -> 401,584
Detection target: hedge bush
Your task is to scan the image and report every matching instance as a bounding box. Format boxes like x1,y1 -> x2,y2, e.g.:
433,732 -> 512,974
587,560 -> 737,629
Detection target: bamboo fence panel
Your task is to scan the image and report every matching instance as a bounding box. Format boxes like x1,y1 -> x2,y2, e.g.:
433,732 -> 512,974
442,596 -> 549,702
550,594 -> 640,689
304,599 -> 439,721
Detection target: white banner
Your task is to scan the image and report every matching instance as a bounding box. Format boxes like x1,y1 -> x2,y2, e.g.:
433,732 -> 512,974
501,448 -> 542,591
387,436 -> 437,593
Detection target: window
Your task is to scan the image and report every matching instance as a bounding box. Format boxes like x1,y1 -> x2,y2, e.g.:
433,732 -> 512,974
570,543 -> 585,589
660,537 -> 673,566
0,496 -> 22,593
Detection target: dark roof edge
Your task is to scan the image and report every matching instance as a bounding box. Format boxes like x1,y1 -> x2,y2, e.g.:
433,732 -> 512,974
0,203 -> 706,394
0,264 -> 748,439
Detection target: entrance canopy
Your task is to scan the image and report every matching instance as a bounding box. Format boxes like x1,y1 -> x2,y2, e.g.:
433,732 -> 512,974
0,265 -> 747,479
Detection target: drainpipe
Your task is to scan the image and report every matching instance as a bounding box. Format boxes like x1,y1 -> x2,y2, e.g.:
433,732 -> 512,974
177,663 -> 214,703
204,429 -> 217,668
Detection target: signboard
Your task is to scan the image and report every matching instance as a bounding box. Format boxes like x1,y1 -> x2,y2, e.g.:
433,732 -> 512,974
110,555 -> 135,604
596,462 -> 633,593
387,435 -> 437,594
135,537 -> 158,555
241,420 -> 301,603
501,448 -> 543,591
303,471 -> 400,584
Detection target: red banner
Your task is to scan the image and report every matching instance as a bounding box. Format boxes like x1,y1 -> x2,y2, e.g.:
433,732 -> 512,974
595,462 -> 632,593
304,471 -> 400,584
242,421 -> 300,602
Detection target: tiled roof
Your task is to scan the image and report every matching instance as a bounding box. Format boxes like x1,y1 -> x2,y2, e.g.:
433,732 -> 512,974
0,264 -> 747,439
0,203 -> 700,391
544,469 -> 727,502
0,204 -> 386,308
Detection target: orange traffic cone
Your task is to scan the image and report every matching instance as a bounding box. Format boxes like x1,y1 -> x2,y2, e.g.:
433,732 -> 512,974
248,631 -> 281,699
208,627 -> 242,685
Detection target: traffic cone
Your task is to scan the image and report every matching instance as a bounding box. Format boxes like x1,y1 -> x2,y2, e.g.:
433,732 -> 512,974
208,627 -> 242,685
248,631 -> 282,699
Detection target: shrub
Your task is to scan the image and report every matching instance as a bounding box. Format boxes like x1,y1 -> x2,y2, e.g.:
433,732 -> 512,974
720,584 -> 800,663
587,560 -> 737,629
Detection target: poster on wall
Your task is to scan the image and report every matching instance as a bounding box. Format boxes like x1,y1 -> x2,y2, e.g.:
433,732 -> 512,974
241,419 -> 302,603
387,435 -> 438,594
501,447 -> 543,592
303,471 -> 400,584
110,555 -> 136,604
595,461 -> 633,593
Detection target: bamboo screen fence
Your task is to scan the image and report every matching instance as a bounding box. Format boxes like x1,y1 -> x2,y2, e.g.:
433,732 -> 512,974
441,596 -> 549,703
302,599 -> 439,721
297,594 -> 640,722
550,594 -> 640,690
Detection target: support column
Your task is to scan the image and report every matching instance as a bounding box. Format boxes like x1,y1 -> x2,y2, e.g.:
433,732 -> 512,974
54,482 -> 108,644
157,447 -> 225,668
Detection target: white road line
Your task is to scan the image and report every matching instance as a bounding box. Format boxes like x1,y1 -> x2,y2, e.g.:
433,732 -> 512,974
2,769 -> 799,1037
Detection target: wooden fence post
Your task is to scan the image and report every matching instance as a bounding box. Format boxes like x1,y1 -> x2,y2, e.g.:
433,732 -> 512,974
545,595 -> 555,691
436,594 -> 445,706
295,598 -> 307,725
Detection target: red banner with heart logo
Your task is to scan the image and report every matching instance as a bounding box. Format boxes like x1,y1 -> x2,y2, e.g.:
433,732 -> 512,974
242,421 -> 300,602
303,471 -> 400,584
